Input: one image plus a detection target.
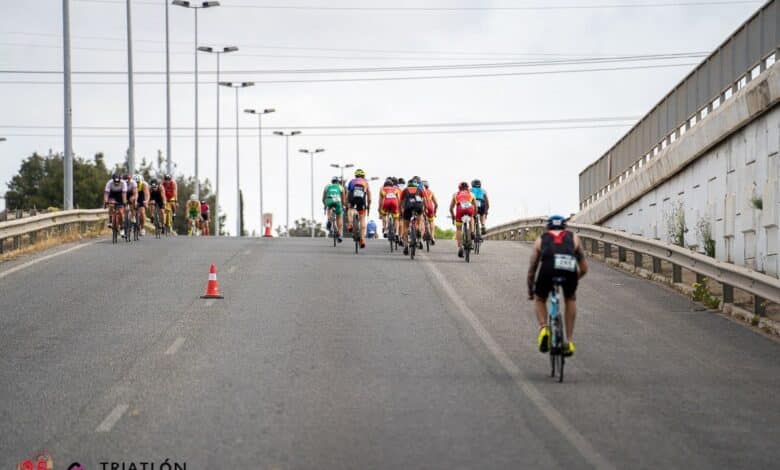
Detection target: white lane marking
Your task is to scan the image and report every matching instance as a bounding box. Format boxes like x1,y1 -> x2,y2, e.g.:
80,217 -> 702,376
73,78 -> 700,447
227,265 -> 237,274
165,337 -> 186,355
421,256 -> 616,470
0,240 -> 99,281
243,249 -> 251,255
95,404 -> 129,433
205,299 -> 215,307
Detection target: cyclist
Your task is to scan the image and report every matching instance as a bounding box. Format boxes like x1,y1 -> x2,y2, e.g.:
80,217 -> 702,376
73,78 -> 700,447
322,175 -> 345,243
449,182 -> 476,258
134,174 -> 149,236
162,174 -> 178,229
200,199 -> 210,236
149,178 -> 166,229
347,169 -> 372,249
420,179 -> 438,245
378,177 -> 400,239
123,174 -> 138,238
367,220 -> 378,239
471,179 -> 490,235
399,178 -> 425,256
186,194 -> 200,235
103,173 -> 127,237
527,215 -> 588,357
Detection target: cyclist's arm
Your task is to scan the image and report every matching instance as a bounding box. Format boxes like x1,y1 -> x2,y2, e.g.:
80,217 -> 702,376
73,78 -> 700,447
448,196 -> 456,221
432,193 -> 439,212
483,193 -> 490,212
143,185 -> 150,205
321,187 -> 327,206
527,238 -> 542,299
574,234 -> 588,279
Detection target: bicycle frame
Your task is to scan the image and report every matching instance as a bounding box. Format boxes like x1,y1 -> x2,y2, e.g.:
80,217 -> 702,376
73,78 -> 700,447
547,280 -> 567,382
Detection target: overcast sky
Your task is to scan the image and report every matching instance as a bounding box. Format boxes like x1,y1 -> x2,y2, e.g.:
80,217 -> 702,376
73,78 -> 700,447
0,0 -> 762,234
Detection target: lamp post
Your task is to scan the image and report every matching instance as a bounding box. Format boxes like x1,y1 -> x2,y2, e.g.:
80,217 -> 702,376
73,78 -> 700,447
329,162 -> 354,183
244,108 -> 275,234
299,148 -> 325,237
199,45 -> 238,236
219,81 -> 254,237
125,0 -> 135,174
273,130 -> 301,236
62,0 -> 73,210
164,0 -> 171,174
172,0 -> 220,199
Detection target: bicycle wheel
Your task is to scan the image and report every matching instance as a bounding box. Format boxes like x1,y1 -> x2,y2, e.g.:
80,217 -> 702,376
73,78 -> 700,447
353,214 -> 360,254
332,217 -> 337,247
463,224 -> 471,263
112,213 -> 118,244
388,217 -> 395,252
409,219 -> 417,260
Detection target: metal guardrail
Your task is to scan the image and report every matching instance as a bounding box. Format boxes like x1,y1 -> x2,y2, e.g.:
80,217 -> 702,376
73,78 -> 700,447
0,209 -> 107,254
486,218 -> 780,314
579,0 -> 780,206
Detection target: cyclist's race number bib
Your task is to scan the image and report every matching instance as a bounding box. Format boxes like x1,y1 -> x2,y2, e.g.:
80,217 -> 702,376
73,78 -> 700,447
554,254 -> 577,272
414,195 -> 423,203
353,187 -> 365,198
476,199 -> 483,207
385,192 -> 396,199
459,201 -> 472,209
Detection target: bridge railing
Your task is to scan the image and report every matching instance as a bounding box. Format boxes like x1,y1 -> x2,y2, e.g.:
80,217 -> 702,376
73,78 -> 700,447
0,209 -> 107,254
486,218 -> 780,315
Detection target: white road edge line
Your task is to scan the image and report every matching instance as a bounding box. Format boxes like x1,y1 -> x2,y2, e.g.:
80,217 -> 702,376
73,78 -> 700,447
421,256 -> 617,470
0,240 -> 99,281
165,337 -> 186,355
95,404 -> 129,433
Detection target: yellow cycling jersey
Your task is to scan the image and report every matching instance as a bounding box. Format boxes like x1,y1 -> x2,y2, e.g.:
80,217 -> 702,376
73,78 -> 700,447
186,200 -> 200,214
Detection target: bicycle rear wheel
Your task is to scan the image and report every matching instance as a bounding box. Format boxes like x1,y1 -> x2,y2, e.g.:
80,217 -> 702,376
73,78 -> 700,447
353,214 -> 360,254
463,225 -> 471,263
409,219 -> 417,260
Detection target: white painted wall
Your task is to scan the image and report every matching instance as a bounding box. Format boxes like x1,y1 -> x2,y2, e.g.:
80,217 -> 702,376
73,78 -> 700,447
602,107 -> 780,277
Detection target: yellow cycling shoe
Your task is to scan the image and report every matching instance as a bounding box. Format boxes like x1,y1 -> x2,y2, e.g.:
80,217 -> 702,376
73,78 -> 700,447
564,341 -> 575,357
537,326 -> 550,353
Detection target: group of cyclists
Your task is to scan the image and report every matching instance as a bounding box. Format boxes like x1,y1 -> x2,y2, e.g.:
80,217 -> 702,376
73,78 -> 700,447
103,172 -> 210,238
322,168 -> 490,258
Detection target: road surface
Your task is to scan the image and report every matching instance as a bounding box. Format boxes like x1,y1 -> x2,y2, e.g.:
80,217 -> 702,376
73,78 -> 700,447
1,236 -> 778,469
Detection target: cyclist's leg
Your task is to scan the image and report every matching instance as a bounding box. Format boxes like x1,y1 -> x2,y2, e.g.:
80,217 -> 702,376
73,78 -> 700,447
360,208 -> 367,243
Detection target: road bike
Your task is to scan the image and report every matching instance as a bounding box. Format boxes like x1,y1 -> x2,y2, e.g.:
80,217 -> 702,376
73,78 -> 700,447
548,277 -> 568,383
327,208 -> 338,247
352,212 -> 362,254
461,214 -> 473,262
187,215 -> 199,236
107,202 -> 121,244
408,211 -> 422,260
473,212 -> 482,255
150,201 -> 163,239
163,201 -> 174,236
422,216 -> 433,252
122,203 -> 133,243
385,213 -> 397,253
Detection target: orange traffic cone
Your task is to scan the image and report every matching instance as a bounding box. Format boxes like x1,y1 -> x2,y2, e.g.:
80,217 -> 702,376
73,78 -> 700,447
201,263 -> 224,299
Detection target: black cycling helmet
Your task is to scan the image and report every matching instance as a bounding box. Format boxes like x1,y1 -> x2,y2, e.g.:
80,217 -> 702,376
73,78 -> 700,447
163,173 -> 172,181
398,177 -> 406,185
331,176 -> 340,183
384,178 -> 394,186
390,176 -> 398,185
150,178 -> 159,186
546,214 -> 567,230
112,173 -> 120,182
458,181 -> 469,191
471,179 -> 481,188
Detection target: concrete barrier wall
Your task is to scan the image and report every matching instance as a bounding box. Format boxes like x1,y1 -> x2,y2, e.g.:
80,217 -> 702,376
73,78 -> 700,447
575,64 -> 780,277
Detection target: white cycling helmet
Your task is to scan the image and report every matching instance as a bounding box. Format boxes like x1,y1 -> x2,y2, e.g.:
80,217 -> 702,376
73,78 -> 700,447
133,174 -> 143,183
190,194 -> 198,202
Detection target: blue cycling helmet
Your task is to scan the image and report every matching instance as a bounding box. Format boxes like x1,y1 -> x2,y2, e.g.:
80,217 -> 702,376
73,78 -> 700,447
547,214 -> 567,230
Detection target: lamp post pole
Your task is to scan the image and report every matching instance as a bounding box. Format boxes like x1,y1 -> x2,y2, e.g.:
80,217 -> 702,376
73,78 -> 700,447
199,46 -> 238,236
273,130 -> 301,236
220,81 -> 254,237
165,0 -> 172,174
126,0 -> 135,174
244,108 -> 275,235
299,148 -> 325,237
62,0 -> 73,210
173,1 -> 220,199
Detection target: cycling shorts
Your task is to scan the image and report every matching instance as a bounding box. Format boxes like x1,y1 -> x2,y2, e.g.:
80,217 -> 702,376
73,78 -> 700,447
380,198 -> 400,218
476,199 -> 487,216
201,212 -> 209,221
326,199 -> 343,216
188,210 -> 199,219
425,201 -> 435,219
402,207 -> 423,221
350,197 -> 367,214
534,273 -> 578,300
454,206 -> 476,225
107,192 -> 125,208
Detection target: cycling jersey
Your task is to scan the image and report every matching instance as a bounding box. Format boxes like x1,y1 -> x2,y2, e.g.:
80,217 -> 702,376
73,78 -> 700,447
535,230 -> 581,300
380,185 -> 400,217
347,178 -> 369,212
324,183 -> 344,215
471,187 -> 487,215
453,190 -> 476,224
187,200 -> 200,217
136,181 -> 147,206
104,180 -> 127,206
162,180 -> 177,201
200,202 -> 210,220
471,187 -> 485,200
149,186 -> 165,208
401,186 -> 424,221
420,188 -> 436,218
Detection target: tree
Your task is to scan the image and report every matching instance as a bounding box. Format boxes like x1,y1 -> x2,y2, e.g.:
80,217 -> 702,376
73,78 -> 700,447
281,218 -> 326,237
6,152 -> 111,210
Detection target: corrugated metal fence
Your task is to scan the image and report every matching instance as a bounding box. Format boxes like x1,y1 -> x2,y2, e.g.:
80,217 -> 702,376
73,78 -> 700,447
579,0 -> 780,207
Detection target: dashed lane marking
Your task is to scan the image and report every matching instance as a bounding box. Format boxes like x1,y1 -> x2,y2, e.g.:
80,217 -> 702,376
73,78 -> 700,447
95,404 -> 129,433
421,255 -> 617,470
0,240 -> 99,280
165,337 -> 186,355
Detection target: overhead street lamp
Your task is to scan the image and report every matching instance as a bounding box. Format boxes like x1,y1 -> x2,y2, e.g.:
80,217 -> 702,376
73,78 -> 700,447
220,81 -> 254,237
244,108 -> 275,234
299,148 -> 325,238
273,130 -> 301,236
0,138 -> 6,142
199,45 -> 238,237
329,162 -> 354,183
173,0 -> 220,200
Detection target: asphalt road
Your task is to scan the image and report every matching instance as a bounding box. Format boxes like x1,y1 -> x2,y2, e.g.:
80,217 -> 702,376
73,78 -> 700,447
1,235 -> 778,469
